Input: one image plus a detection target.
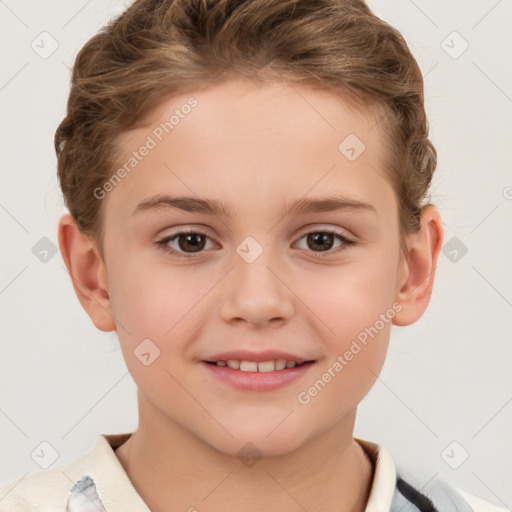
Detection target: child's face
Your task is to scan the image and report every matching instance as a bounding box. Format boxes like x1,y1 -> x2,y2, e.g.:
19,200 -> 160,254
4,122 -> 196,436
95,78 -> 410,455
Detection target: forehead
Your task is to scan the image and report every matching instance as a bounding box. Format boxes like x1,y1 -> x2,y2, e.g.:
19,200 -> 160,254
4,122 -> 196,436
105,78 -> 395,225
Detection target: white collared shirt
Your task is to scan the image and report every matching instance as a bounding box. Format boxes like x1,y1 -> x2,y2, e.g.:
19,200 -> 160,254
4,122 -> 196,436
0,433 -> 506,512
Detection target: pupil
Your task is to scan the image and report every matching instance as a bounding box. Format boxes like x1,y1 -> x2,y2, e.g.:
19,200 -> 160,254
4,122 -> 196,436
308,233 -> 334,251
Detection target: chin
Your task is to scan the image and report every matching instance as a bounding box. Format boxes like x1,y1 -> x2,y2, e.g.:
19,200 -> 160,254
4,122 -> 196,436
205,425 -> 307,460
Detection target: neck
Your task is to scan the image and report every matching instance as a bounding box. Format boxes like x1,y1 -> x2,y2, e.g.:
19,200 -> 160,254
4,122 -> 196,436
115,396 -> 374,512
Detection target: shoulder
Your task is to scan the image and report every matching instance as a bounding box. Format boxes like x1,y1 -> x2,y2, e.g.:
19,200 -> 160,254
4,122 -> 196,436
454,488 -> 509,512
356,438 -> 507,512
0,433 -> 137,512
0,451 -> 93,512
393,468 -> 508,512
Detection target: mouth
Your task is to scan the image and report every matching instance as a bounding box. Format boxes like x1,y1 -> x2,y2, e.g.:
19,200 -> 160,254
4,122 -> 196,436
203,359 -> 315,372
201,359 -> 317,392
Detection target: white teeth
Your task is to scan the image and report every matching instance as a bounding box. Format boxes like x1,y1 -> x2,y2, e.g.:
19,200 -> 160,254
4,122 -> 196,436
257,361 -> 275,373
215,359 -> 306,372
239,360 -> 258,372
275,358 -> 287,370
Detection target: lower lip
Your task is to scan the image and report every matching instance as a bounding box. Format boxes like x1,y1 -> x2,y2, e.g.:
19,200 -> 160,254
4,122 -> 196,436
201,361 -> 316,392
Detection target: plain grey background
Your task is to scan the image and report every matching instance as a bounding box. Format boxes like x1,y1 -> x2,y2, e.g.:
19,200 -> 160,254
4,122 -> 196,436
1,0 -> 511,507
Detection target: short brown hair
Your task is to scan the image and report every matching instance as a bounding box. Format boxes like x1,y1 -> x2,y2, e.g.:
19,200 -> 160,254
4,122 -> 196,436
55,0 -> 437,259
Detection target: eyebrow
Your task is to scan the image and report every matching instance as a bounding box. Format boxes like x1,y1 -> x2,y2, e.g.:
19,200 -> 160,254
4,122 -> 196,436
131,194 -> 377,218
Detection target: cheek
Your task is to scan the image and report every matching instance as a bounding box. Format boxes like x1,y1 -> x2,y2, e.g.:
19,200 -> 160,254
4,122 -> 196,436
300,255 -> 398,338
108,251 -> 199,332
108,267 -> 198,399
299,273 -> 393,416
108,259 -> 213,374
296,250 -> 397,398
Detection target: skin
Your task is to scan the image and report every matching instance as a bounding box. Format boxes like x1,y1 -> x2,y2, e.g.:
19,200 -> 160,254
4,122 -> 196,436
58,78 -> 443,512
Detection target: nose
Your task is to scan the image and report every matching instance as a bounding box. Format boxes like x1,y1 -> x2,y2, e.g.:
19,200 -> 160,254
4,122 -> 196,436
219,252 -> 295,329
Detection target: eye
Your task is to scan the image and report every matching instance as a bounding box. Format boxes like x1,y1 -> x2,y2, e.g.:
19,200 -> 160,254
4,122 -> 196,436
154,230 -> 215,258
295,229 -> 355,255
154,228 -> 356,259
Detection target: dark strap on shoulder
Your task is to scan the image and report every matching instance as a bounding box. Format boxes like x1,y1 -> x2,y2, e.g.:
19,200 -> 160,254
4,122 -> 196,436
397,476 -> 440,512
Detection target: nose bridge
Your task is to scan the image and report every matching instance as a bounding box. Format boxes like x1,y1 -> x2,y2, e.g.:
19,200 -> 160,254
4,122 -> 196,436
219,238 -> 294,326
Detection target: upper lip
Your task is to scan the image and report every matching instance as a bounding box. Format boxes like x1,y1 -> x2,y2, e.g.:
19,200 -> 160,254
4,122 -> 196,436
202,349 -> 315,364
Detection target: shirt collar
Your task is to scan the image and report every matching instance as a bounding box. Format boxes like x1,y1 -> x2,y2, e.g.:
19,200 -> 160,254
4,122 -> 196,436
93,433 -> 396,512
355,437 -> 397,512
92,432 -> 150,512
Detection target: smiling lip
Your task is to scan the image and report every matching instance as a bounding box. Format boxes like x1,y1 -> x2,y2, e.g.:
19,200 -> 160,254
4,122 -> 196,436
201,360 -> 316,392
201,348 -> 316,392
202,349 -> 312,364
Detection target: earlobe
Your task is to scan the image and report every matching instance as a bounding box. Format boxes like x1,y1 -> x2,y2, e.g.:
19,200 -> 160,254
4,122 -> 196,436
392,205 -> 444,327
57,213 -> 116,332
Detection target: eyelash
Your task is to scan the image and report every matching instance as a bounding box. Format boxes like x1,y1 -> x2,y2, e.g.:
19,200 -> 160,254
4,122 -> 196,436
154,228 -> 356,259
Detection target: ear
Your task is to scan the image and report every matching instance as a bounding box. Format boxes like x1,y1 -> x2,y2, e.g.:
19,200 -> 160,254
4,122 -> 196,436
57,213 -> 116,332
392,205 -> 444,326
